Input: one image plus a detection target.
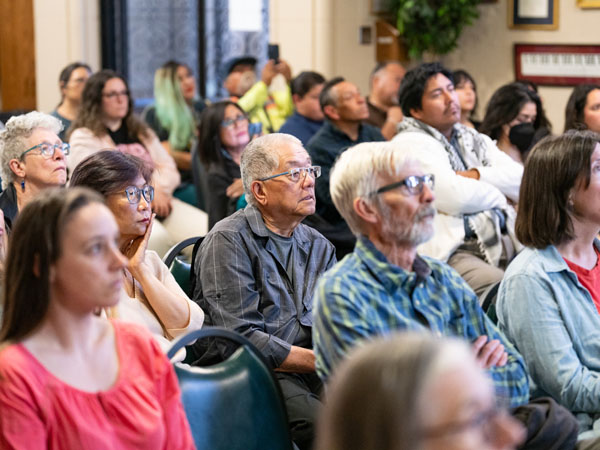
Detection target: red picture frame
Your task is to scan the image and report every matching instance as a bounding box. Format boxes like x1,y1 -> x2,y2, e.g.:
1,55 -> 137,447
514,43 -> 600,86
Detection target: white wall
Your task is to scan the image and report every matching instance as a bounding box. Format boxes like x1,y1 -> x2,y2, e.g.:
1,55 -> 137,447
33,0 -> 100,112
269,0 -> 377,94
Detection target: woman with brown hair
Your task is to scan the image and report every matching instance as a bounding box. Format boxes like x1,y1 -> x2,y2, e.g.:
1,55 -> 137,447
68,69 -> 207,256
497,130 -> 600,437
0,187 -> 194,449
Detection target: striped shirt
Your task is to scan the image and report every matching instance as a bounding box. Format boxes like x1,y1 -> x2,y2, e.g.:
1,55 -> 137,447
313,236 -> 529,407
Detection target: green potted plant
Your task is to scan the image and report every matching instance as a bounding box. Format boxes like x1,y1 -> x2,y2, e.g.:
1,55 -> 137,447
388,0 -> 481,60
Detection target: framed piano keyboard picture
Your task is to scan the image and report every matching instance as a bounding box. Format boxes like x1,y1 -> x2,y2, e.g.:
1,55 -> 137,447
514,44 -> 600,86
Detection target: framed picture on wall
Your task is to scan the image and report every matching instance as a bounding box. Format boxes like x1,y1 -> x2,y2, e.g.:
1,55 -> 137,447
508,0 -> 558,30
514,44 -> 600,86
577,0 -> 600,7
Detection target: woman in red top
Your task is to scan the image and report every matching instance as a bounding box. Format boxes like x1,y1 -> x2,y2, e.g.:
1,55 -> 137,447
0,187 -> 194,449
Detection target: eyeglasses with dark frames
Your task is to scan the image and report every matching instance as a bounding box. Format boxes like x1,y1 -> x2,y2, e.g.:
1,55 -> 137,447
258,166 -> 321,182
372,174 -> 435,196
124,185 -> 154,204
221,115 -> 248,128
20,142 -> 70,160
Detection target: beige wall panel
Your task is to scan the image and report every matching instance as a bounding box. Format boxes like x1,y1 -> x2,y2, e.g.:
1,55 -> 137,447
331,0 -> 376,93
270,0 -> 378,91
33,0 -> 100,113
270,0 -> 331,78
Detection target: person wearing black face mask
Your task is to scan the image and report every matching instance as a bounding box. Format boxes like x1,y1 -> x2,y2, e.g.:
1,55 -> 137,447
508,122 -> 536,154
481,83 -> 550,164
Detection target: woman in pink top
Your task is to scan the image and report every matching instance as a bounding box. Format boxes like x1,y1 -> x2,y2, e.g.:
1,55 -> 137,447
0,187 -> 195,449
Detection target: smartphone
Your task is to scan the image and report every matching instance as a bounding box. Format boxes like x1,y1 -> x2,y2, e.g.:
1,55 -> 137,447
268,43 -> 280,65
248,122 -> 262,138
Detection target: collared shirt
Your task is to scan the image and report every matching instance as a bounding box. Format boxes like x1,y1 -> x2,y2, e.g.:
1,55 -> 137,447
193,205 -> 337,368
306,120 -> 384,226
279,111 -> 324,145
313,236 -> 529,407
497,242 -> 600,429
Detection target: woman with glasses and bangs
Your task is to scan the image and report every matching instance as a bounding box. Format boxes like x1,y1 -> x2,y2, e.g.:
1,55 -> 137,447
196,100 -> 252,229
0,111 -> 69,232
70,150 -> 204,361
68,69 -> 208,257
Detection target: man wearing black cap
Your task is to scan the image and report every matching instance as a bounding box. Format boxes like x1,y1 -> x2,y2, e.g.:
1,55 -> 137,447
222,56 -> 258,100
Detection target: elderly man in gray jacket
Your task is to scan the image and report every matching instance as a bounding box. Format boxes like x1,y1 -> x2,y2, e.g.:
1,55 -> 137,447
192,133 -> 336,450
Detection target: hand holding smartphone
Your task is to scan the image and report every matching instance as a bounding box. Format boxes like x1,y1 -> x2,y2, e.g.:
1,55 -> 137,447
268,43 -> 280,65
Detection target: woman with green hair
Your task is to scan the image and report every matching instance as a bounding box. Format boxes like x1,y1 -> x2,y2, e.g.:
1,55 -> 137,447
143,61 -> 205,206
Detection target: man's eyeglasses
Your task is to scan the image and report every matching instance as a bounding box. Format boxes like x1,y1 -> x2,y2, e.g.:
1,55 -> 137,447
259,166 -> 321,182
372,174 -> 435,196
21,142 -> 70,160
221,115 -> 248,128
124,185 -> 154,204
102,90 -> 129,99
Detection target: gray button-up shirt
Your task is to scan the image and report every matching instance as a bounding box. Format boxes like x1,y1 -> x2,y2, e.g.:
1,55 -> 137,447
193,205 -> 337,368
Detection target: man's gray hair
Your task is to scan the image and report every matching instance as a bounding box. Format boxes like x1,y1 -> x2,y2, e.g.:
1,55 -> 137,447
241,133 -> 302,206
330,141 -> 415,236
0,111 -> 63,189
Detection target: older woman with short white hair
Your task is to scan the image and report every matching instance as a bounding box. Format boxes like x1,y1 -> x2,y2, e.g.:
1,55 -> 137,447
0,111 -> 68,230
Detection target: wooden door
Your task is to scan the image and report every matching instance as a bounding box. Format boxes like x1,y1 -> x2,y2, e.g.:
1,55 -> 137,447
0,0 -> 36,111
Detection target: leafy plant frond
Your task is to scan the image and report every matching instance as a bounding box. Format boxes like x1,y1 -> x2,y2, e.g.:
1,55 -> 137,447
389,0 -> 481,59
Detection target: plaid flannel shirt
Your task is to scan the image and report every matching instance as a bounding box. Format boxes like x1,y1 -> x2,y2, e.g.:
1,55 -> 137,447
313,236 -> 529,407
